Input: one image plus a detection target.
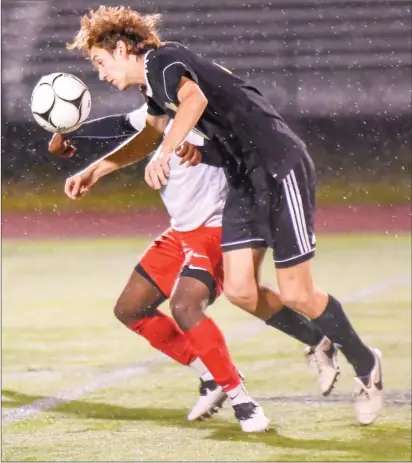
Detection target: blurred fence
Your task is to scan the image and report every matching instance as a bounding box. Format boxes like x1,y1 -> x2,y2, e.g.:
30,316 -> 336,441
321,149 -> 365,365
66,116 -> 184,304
1,0 -> 411,182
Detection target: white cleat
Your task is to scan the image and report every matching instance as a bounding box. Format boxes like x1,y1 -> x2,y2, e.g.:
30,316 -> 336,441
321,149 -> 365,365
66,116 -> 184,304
305,336 -> 340,396
354,348 -> 384,426
187,379 -> 227,421
233,401 -> 270,433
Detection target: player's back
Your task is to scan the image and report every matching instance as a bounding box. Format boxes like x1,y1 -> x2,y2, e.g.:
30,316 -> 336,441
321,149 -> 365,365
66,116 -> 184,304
146,42 -> 283,135
145,42 -> 307,180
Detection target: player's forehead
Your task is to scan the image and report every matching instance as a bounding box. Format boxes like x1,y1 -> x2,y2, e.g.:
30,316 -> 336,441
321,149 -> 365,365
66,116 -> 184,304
90,46 -> 111,61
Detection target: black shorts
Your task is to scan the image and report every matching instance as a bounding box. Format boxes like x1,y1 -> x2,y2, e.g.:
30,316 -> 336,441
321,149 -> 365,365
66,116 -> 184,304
221,150 -> 316,269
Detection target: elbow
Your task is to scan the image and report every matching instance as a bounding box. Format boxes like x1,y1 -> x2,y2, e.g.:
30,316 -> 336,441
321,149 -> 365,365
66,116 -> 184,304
177,79 -> 208,115
198,93 -> 208,112
186,91 -> 208,115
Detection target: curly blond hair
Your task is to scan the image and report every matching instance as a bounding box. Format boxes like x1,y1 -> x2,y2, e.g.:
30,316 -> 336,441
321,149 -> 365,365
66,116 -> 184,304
67,6 -> 162,56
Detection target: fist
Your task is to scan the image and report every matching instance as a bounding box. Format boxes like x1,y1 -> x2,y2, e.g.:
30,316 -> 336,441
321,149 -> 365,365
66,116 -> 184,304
48,133 -> 77,158
64,170 -> 97,200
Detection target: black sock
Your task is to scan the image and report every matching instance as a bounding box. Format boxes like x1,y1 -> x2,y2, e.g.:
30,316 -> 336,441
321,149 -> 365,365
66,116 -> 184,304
312,294 -> 375,377
266,307 -> 324,347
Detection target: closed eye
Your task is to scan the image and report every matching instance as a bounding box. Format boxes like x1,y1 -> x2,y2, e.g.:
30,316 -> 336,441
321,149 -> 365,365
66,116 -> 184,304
91,57 -> 103,71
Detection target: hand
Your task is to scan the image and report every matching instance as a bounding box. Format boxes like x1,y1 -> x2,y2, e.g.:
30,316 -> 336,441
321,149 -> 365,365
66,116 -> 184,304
48,133 -> 77,158
176,141 -> 202,167
144,147 -> 172,190
64,170 -> 98,200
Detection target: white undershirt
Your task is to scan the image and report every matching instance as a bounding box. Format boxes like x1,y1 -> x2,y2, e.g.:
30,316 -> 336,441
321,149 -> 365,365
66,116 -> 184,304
129,105 -> 228,231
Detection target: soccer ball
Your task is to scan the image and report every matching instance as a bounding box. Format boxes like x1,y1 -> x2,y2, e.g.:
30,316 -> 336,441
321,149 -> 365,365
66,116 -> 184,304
31,73 -> 91,133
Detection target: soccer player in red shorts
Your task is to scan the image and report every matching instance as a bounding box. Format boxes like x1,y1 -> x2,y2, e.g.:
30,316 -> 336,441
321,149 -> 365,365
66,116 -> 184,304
55,103 -> 270,432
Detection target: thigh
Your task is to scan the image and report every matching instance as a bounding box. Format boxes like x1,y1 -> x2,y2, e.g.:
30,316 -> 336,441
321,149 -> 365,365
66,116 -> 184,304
223,247 -> 266,312
178,226 -> 224,304
221,185 -> 268,252
271,151 -> 316,269
137,228 -> 185,298
116,269 -> 165,320
223,247 -> 266,287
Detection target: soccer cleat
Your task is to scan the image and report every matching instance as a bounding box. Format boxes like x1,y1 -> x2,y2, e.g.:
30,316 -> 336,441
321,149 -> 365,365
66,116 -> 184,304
305,336 -> 340,396
354,348 -> 384,426
233,401 -> 270,433
187,378 -> 227,421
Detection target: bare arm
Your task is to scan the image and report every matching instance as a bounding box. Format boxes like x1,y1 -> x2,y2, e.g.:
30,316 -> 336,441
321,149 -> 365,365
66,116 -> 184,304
160,77 -> 208,154
64,114 -> 169,200
80,114 -> 168,179
144,78 -> 208,189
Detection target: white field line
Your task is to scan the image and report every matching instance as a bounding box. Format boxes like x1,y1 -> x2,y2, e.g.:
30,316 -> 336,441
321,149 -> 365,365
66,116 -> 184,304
2,275 -> 409,426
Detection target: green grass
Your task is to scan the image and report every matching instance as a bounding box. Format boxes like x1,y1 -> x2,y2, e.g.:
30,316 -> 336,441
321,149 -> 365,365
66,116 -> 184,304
2,235 -> 411,461
2,177 -> 410,213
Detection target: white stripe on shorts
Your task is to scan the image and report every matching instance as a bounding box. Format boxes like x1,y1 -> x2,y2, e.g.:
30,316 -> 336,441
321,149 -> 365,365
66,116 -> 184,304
290,170 -> 312,251
221,238 -> 266,247
283,171 -> 311,254
274,247 -> 316,264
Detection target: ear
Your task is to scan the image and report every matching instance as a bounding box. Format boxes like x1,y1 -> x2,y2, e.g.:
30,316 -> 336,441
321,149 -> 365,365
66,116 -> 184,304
115,40 -> 128,59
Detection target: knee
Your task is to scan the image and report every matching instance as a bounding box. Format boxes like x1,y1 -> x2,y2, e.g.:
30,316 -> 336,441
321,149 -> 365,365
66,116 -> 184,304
113,297 -> 147,326
224,280 -> 258,313
169,296 -> 203,324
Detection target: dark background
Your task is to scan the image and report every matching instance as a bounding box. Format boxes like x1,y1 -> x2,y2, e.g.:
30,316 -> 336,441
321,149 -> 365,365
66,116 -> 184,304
2,0 -> 411,190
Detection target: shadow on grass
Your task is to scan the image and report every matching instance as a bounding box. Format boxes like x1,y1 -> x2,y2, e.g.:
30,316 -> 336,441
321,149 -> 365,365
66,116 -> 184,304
2,389 -> 411,462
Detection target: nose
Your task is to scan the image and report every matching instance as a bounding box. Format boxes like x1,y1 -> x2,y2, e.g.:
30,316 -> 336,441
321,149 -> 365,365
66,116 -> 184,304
98,69 -> 107,82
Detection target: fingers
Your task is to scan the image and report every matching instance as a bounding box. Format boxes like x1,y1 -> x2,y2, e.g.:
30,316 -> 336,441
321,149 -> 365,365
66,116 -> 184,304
178,142 -> 202,166
145,163 -> 163,190
144,165 -> 154,188
49,133 -> 76,157
176,142 -> 189,159
178,142 -> 192,164
144,155 -> 170,190
64,176 -> 83,200
64,177 -> 77,200
63,142 -> 77,158
79,186 -> 89,197
186,149 -> 202,166
157,161 -> 169,186
180,149 -> 201,166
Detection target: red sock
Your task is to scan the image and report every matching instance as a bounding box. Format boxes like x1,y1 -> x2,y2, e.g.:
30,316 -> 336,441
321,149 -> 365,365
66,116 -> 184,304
128,311 -> 197,366
185,317 -> 240,392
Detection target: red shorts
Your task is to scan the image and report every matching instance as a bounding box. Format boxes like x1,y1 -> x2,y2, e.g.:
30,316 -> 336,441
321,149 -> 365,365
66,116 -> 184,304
137,225 -> 223,303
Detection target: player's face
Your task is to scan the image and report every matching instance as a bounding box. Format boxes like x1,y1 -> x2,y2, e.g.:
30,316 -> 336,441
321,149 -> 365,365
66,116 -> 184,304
90,45 -> 133,90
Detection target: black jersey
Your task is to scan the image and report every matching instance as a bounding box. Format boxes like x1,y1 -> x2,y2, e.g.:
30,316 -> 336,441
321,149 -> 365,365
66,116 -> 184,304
144,42 -> 307,181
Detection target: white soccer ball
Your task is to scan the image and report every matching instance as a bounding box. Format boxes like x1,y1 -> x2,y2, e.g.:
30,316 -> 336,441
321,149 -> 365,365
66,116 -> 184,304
31,73 -> 91,133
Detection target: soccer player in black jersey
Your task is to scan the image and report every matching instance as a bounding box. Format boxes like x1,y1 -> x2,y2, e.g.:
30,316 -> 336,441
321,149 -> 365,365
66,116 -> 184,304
65,6 -> 383,425
51,99 -> 341,396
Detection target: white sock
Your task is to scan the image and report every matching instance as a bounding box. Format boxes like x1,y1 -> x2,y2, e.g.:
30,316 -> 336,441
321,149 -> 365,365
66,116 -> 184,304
227,383 -> 251,406
189,358 -> 214,381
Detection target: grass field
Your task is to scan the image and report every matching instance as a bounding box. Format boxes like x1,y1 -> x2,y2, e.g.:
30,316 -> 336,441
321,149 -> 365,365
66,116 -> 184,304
2,234 -> 411,461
